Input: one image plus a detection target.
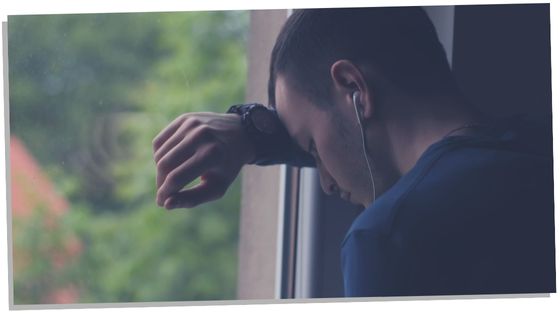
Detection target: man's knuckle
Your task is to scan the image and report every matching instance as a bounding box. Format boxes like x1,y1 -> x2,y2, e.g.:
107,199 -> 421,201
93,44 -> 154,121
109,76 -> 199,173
156,158 -> 172,174
166,171 -> 182,186
198,125 -> 212,137
205,143 -> 223,158
184,116 -> 202,129
152,137 -> 160,152
154,150 -> 164,163
188,125 -> 211,143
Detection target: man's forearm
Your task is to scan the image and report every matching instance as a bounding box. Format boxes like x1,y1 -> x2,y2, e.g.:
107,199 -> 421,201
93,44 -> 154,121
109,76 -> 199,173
228,103 -> 316,168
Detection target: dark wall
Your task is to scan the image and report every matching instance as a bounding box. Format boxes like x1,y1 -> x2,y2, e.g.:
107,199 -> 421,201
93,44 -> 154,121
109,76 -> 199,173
452,4 -> 551,118
312,3 -> 552,298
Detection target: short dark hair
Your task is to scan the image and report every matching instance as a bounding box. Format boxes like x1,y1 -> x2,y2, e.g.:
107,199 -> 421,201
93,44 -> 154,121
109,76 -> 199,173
268,7 -> 455,108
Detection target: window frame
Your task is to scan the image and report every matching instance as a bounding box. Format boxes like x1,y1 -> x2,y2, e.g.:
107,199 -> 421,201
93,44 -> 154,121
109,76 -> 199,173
238,6 -> 457,299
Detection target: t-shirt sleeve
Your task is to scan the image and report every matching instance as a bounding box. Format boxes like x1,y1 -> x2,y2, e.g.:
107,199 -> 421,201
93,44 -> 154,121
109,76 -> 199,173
341,229 -> 407,297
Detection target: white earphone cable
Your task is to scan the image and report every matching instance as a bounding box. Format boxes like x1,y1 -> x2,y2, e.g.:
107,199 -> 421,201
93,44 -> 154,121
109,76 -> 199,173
353,91 -> 376,203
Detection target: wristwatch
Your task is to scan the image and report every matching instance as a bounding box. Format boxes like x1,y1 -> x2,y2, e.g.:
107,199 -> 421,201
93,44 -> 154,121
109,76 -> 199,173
227,103 -> 284,163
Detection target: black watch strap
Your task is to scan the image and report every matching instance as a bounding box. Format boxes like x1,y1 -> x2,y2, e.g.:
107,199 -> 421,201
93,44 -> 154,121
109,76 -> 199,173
226,103 -> 315,167
226,103 -> 288,164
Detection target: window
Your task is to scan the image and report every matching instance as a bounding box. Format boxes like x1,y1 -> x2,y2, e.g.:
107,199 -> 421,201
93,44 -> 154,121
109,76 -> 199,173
9,10 -> 249,304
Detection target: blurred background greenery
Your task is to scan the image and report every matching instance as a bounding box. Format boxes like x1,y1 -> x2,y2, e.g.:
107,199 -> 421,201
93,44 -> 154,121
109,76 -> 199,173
8,10 -> 248,303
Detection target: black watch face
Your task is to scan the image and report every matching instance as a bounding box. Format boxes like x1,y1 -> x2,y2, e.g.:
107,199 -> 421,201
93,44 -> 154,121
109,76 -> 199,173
251,107 -> 277,135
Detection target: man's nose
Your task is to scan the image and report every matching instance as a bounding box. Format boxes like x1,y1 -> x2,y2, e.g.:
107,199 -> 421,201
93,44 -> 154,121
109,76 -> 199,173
318,167 -> 337,195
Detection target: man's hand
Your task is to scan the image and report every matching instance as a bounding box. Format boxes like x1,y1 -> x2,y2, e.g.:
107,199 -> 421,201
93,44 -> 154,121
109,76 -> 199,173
152,112 -> 255,210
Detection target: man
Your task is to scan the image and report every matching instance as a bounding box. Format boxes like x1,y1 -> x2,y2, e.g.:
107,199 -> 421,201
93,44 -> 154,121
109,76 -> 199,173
153,7 -> 555,296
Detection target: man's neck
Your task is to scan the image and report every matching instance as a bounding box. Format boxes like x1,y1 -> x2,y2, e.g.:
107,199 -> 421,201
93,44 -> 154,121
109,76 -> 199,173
379,96 -> 482,176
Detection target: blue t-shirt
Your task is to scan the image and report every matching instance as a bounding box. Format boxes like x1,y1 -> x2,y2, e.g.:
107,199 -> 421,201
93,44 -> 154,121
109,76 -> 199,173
341,116 -> 556,297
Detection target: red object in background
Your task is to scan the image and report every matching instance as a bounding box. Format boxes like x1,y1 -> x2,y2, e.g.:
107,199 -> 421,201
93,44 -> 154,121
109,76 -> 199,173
10,135 -> 81,304
10,136 -> 69,217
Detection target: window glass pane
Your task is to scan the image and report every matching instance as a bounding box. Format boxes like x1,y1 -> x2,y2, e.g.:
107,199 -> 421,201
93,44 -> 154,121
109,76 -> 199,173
9,10 -> 248,304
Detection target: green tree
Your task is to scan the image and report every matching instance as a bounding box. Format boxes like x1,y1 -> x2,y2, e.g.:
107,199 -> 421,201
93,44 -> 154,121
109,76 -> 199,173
10,10 -> 248,303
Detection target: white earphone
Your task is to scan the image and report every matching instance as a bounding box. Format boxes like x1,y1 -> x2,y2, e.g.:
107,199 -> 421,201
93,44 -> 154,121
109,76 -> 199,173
352,91 -> 376,203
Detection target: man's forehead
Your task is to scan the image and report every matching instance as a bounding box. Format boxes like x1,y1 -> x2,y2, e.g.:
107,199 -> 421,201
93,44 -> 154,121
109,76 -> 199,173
274,76 -> 294,117
274,76 -> 310,148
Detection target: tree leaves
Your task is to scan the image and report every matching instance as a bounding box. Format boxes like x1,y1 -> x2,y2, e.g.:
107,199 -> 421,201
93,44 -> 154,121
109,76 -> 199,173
10,10 -> 248,303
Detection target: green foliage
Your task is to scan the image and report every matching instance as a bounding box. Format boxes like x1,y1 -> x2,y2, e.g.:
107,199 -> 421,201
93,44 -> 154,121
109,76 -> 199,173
12,206 -> 65,304
63,186 -> 240,302
10,10 -> 248,303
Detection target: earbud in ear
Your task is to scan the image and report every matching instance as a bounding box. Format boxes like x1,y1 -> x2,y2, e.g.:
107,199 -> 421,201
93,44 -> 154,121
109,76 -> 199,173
352,91 -> 363,120
352,91 -> 360,106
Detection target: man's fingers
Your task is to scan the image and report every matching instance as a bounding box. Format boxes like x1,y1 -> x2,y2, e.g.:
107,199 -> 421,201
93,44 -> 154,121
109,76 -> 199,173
153,112 -> 248,209
155,125 -> 217,189
156,147 -> 221,206
154,118 -> 204,190
163,178 -> 226,210
155,131 -> 195,189
154,129 -> 185,165
153,117 -> 203,164
152,114 -> 186,154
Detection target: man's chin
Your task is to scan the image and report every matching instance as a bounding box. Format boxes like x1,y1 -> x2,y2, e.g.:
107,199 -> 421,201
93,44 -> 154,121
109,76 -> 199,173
341,192 -> 368,208
349,196 -> 367,208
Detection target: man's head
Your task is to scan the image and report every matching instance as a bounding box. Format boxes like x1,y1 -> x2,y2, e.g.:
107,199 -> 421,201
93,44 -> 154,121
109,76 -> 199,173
270,7 -> 458,207
268,7 -> 455,109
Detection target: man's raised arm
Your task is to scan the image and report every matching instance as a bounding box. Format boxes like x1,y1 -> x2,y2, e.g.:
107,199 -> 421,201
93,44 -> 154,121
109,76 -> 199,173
152,104 -> 314,210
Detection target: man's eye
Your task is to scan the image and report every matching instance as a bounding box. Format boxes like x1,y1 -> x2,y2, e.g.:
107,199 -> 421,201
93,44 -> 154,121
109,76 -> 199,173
309,141 -> 319,160
308,140 -> 316,153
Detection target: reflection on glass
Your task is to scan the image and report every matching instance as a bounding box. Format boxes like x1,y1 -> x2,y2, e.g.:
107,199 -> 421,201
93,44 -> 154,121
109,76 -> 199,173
8,11 -> 249,304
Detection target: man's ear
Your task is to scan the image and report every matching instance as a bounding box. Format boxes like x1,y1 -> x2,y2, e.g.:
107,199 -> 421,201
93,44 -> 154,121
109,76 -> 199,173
330,59 -> 374,120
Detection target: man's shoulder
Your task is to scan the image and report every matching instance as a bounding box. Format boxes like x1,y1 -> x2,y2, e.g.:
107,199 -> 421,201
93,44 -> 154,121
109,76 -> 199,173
341,115 -> 555,296
344,115 -> 554,243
